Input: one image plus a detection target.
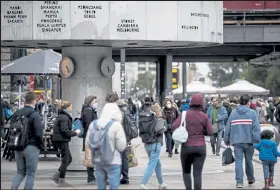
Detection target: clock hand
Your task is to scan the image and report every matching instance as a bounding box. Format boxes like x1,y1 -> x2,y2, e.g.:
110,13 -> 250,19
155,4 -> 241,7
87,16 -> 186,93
66,66 -> 69,74
107,66 -> 111,73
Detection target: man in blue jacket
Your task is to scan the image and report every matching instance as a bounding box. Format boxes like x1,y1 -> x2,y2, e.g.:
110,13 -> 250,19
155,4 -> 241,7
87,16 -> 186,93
207,97 -> 228,156
224,94 -> 261,189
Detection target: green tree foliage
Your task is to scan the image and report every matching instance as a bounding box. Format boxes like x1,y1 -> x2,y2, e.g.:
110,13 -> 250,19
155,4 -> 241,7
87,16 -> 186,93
208,62 -> 247,87
134,71 -> 156,96
244,65 -> 280,96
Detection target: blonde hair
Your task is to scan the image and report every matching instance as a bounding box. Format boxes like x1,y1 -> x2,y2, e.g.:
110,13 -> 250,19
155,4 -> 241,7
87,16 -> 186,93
151,103 -> 163,118
56,99 -> 71,109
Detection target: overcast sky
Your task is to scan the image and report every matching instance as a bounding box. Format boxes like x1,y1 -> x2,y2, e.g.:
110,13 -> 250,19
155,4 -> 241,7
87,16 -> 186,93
194,62 -> 210,76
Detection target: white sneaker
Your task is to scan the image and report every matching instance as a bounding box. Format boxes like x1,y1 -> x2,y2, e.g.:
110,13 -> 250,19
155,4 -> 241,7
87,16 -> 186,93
140,184 -> 149,189
159,183 -> 168,189
236,183 -> 243,188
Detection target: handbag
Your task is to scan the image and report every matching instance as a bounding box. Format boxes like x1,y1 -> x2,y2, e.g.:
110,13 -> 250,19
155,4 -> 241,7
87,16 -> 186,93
126,145 -> 138,168
83,144 -> 94,168
212,123 -> 219,133
222,147 -> 235,166
172,111 -> 188,144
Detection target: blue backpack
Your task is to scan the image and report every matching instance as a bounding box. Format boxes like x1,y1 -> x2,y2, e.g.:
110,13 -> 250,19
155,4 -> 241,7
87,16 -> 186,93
88,120 -> 115,166
4,107 -> 13,120
72,118 -> 84,138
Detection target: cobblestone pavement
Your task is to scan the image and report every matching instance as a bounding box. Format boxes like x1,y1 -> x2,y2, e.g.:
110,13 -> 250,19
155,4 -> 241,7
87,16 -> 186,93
1,137 -> 279,189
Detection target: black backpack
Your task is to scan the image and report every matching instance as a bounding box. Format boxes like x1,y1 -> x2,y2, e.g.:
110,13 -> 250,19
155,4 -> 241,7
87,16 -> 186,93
123,114 -> 138,142
138,112 -> 157,144
7,110 -> 34,151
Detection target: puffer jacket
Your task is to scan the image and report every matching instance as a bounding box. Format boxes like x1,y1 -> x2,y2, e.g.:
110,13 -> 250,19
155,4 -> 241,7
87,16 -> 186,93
52,109 -> 77,143
254,139 -> 280,163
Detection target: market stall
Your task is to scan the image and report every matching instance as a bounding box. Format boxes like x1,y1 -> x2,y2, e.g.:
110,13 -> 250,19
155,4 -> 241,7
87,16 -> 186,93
173,81 -> 218,97
218,80 -> 269,95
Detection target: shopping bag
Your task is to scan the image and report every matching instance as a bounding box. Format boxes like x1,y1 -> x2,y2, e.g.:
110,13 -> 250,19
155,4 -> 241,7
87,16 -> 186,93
126,144 -> 139,168
83,144 -> 94,168
72,118 -> 84,138
172,111 -> 188,143
212,123 -> 219,133
222,147 -> 235,166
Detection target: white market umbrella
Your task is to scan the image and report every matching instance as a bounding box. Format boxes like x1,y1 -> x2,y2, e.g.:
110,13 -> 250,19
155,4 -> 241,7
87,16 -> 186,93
218,80 -> 269,95
172,81 -> 218,94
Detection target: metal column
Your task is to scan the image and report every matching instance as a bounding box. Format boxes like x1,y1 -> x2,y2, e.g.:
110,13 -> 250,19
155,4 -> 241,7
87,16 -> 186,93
165,52 -> 173,99
120,49 -> 126,99
182,62 -> 187,98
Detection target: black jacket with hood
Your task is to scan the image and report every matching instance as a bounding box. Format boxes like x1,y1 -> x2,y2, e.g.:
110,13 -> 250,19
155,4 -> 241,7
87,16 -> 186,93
52,109 -> 76,143
81,105 -> 97,151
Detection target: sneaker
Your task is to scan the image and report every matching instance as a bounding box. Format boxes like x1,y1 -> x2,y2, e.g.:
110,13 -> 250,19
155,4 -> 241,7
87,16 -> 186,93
236,183 -> 243,188
175,149 -> 179,154
216,153 -> 220,156
140,184 -> 149,189
168,153 -> 172,157
159,183 -> 168,189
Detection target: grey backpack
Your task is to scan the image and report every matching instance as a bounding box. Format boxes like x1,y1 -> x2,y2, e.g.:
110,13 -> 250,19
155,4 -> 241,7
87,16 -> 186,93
88,120 -> 115,166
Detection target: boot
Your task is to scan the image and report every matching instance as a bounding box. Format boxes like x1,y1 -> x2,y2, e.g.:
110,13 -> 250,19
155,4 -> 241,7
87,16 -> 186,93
175,149 -> 179,154
50,171 -> 60,184
212,148 -> 215,155
262,179 -> 269,190
58,178 -> 72,187
269,176 -> 275,187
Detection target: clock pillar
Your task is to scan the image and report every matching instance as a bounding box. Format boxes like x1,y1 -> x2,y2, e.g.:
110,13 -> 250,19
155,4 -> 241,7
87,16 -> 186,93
61,46 -> 113,171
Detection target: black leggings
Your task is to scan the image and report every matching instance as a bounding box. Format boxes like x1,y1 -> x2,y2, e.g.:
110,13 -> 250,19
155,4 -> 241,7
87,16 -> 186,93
180,146 -> 206,190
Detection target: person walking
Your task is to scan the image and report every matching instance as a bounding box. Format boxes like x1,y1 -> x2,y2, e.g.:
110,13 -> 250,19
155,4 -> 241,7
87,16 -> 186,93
81,95 -> 98,184
163,98 -> 179,157
86,103 -> 127,190
207,97 -> 228,156
275,97 -> 280,132
254,130 -> 280,189
267,97 -> 275,125
116,99 -> 138,185
140,103 -> 168,189
224,94 -> 261,188
51,101 -> 80,186
173,93 -> 214,190
256,99 -> 268,124
10,92 -> 44,190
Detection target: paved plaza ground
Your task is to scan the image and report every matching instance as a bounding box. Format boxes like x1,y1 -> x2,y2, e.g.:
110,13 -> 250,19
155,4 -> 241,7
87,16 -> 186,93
1,137 -> 280,189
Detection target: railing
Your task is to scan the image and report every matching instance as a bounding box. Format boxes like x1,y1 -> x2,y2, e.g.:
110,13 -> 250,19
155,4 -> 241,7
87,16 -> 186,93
224,20 -> 280,25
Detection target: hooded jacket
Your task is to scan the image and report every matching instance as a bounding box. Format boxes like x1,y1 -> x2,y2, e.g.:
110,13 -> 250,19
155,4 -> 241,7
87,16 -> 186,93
173,93 -> 214,147
254,139 -> 280,163
85,103 -> 126,166
224,105 -> 261,146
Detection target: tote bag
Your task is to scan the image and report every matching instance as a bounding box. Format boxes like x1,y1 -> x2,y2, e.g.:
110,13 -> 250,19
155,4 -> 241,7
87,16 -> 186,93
172,111 -> 188,143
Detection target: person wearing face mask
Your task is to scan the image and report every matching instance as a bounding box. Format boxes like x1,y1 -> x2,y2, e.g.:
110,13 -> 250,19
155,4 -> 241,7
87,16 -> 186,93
81,95 -> 98,185
163,99 -> 179,157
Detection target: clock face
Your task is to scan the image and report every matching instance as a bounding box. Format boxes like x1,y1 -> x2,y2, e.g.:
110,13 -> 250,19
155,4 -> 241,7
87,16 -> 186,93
100,57 -> 115,78
59,57 -> 75,78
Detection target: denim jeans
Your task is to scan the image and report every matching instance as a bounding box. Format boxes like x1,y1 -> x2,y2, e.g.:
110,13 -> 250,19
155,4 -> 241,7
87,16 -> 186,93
96,165 -> 121,190
210,130 -> 223,154
11,145 -> 40,190
262,161 -> 275,179
165,132 -> 174,154
141,143 -> 164,185
233,143 -> 255,184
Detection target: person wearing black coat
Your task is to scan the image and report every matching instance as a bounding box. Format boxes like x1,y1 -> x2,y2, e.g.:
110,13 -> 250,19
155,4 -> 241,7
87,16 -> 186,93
51,101 -> 79,187
81,95 -> 98,184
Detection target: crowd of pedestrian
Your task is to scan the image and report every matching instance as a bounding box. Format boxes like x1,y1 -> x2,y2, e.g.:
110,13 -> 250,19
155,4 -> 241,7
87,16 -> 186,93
1,91 -> 280,190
